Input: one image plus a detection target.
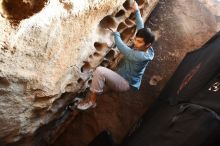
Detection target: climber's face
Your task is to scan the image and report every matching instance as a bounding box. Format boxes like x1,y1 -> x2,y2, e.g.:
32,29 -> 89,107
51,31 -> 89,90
133,37 -> 151,51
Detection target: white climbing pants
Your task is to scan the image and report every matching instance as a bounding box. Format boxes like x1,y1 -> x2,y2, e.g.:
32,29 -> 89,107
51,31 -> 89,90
90,66 -> 130,93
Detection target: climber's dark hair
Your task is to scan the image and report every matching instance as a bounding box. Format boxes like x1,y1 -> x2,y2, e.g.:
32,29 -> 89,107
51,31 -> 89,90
136,28 -> 155,45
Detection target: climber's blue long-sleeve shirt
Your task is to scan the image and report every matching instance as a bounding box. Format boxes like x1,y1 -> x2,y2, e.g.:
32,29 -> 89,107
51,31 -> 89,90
114,10 -> 154,90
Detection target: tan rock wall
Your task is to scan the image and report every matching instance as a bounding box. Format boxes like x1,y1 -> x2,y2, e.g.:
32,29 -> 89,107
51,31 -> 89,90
0,0 -> 124,144
0,0 -> 158,145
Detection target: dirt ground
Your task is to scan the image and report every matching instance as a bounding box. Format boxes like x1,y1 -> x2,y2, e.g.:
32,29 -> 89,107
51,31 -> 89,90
53,0 -> 220,146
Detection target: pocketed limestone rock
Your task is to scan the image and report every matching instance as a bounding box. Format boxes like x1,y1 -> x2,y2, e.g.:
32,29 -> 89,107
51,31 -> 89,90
0,0 -> 127,144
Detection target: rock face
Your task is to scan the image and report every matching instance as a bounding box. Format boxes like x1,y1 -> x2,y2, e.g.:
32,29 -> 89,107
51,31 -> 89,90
53,0 -> 220,146
0,0 -> 158,145
2,0 -> 218,145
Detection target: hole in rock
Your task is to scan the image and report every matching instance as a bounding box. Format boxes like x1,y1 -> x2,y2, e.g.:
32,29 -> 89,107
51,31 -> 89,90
117,22 -> 127,32
0,77 -> 10,87
94,42 -> 108,51
59,0 -> 73,11
77,78 -> 84,86
129,12 -> 135,21
1,0 -> 48,25
66,83 -> 73,89
105,50 -> 115,60
121,26 -> 136,42
81,62 -> 92,73
89,54 -> 93,59
67,83 -> 72,86
93,52 -> 101,57
137,0 -> 146,6
99,15 -> 117,29
100,60 -> 109,67
140,8 -> 144,16
123,0 -> 132,10
115,10 -> 125,17
88,79 -> 92,85
125,18 -> 134,26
